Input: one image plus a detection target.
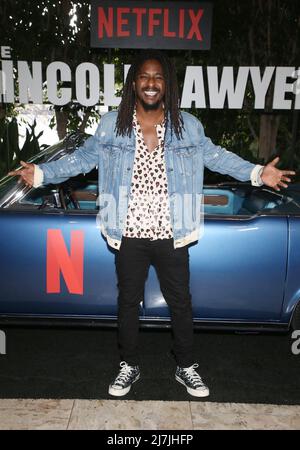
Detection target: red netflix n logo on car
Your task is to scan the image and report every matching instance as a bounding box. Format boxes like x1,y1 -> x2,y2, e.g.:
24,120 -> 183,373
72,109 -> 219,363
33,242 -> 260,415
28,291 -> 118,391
91,1 -> 212,50
47,229 -> 84,295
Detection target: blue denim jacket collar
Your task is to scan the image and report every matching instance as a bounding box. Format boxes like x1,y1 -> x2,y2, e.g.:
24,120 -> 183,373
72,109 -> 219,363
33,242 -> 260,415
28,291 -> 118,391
117,113 -> 175,150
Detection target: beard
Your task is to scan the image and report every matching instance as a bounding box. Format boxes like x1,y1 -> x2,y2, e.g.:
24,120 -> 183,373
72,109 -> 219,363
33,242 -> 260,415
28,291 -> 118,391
140,98 -> 163,111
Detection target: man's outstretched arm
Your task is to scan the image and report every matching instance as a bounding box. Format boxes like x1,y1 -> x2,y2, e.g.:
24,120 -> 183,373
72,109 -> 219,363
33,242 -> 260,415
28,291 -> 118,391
8,129 -> 101,187
199,121 -> 295,190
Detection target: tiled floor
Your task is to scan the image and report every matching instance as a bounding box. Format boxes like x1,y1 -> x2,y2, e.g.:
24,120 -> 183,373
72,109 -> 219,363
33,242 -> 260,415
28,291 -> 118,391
0,399 -> 299,430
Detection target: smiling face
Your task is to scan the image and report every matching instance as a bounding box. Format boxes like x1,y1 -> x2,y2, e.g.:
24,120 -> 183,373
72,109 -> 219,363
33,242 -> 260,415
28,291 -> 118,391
133,59 -> 166,111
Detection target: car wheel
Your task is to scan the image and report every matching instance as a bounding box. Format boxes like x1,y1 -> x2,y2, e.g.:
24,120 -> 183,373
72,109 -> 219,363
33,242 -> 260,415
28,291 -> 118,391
291,302 -> 300,331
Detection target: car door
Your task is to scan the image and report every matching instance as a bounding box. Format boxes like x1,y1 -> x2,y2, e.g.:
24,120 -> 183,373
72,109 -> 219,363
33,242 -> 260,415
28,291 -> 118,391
143,200 -> 288,323
0,204 -> 119,319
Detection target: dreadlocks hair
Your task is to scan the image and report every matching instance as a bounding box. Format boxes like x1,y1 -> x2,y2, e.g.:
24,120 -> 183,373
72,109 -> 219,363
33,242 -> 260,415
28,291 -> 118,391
115,50 -> 184,140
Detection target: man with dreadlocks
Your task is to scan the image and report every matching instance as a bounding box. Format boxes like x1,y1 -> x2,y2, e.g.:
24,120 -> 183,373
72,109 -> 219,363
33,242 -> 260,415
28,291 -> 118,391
9,50 -> 295,398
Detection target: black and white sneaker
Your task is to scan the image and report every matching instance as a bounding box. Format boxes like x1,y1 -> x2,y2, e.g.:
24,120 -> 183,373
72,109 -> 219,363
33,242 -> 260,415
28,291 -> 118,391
175,363 -> 210,397
108,361 -> 140,397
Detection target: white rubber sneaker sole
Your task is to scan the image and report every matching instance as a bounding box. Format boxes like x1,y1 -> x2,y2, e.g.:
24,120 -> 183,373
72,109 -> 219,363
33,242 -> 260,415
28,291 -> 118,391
175,375 -> 210,397
108,373 -> 140,397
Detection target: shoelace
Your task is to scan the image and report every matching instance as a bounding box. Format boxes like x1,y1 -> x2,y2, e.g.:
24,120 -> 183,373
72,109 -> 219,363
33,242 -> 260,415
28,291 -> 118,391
181,363 -> 204,387
114,361 -> 136,384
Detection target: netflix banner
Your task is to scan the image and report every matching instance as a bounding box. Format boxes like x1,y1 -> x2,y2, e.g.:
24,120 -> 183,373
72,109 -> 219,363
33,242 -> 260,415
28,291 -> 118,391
90,1 -> 213,49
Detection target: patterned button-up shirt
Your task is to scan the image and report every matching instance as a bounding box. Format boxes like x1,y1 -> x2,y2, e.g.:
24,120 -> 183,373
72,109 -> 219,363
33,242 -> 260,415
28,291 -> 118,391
123,111 -> 173,240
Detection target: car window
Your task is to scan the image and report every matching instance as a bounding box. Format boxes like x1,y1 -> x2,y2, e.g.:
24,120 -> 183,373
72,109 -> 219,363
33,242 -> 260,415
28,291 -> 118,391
13,170 -> 99,211
0,133 -> 90,209
6,182 -> 300,215
203,186 -> 300,216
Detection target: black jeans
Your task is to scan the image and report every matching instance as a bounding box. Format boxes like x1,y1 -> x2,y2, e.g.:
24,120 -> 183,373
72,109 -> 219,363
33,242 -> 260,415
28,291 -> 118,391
115,237 -> 194,367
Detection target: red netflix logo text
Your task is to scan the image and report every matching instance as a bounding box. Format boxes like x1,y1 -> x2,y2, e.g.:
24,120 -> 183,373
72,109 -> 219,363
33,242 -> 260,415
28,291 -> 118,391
47,229 -> 84,295
98,7 -> 204,40
91,1 -> 212,50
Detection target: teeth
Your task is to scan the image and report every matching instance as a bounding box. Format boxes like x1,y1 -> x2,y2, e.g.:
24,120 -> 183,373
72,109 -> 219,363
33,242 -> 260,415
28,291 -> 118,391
145,91 -> 157,96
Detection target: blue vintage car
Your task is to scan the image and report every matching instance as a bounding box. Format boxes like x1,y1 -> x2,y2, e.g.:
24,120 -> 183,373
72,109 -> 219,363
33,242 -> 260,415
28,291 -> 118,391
0,133 -> 299,332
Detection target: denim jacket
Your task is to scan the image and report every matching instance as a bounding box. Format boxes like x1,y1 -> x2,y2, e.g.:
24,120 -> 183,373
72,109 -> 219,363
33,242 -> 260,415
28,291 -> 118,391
38,111 -> 256,249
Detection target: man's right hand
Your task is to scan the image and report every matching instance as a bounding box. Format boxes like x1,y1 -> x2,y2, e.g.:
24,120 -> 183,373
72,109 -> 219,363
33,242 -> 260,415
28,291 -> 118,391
8,161 -> 35,187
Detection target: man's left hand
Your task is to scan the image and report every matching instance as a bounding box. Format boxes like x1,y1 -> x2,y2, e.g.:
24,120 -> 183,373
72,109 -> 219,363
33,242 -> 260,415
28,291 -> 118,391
261,157 -> 296,191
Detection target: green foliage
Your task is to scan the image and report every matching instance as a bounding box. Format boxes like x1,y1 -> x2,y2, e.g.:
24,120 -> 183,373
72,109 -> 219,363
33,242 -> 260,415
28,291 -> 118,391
49,104 -> 101,136
0,0 -> 107,134
0,118 -> 47,179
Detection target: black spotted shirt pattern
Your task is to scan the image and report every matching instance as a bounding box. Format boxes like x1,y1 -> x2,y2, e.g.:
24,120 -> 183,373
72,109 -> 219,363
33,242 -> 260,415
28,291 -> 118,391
123,112 -> 173,240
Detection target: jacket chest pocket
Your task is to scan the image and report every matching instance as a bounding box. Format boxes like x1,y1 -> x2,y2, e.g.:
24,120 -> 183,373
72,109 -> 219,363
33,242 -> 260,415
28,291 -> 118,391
103,144 -> 122,159
173,146 -> 197,176
101,144 -> 135,187
99,145 -> 122,193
